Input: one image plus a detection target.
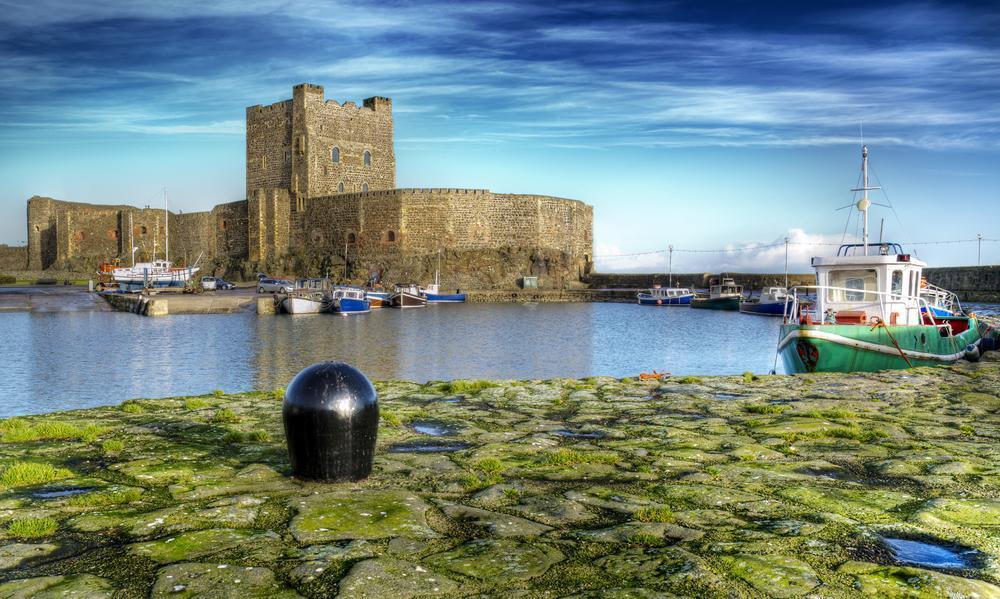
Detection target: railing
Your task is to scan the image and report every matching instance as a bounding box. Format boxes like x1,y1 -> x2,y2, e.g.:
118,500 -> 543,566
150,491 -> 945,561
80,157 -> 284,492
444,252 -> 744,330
920,283 -> 962,315
783,285 -> 943,329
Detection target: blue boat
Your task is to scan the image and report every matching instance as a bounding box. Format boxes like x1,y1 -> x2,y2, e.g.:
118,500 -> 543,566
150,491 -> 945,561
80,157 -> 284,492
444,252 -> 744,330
325,287 -> 370,315
637,286 -> 693,306
422,284 -> 466,303
421,270 -> 466,303
919,282 -> 962,317
739,287 -> 788,316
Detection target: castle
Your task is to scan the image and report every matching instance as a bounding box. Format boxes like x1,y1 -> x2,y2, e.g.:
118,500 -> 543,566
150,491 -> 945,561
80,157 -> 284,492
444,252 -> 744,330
26,84 -> 593,288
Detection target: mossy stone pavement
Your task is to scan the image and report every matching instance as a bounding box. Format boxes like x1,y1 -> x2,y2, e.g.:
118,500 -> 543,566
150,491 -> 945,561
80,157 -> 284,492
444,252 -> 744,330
1,357 -> 1000,597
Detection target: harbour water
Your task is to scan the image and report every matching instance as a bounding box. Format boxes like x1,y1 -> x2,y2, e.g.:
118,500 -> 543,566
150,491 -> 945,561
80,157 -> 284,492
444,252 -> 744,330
5,301 -> 996,417
4,302 -> 788,417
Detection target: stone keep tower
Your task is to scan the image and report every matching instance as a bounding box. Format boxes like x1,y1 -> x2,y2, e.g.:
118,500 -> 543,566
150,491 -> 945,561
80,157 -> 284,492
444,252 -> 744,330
246,83 -> 396,212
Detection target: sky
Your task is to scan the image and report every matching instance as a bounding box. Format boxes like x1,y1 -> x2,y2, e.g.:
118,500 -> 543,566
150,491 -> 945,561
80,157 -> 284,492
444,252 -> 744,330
0,0 -> 998,272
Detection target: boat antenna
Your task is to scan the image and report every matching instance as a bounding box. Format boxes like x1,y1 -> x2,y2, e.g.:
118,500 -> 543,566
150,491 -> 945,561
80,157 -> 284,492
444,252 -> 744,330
850,142 -> 881,256
668,244 -> 673,287
129,212 -> 135,267
783,236 -> 789,289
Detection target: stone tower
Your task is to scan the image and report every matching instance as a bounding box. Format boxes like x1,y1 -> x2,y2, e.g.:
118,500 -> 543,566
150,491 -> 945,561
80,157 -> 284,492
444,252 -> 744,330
246,83 -> 396,212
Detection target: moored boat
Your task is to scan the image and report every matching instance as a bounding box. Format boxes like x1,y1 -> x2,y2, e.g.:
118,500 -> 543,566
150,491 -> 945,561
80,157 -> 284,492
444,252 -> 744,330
282,292 -> 324,314
637,286 -> 693,306
778,146 -> 981,373
391,283 -> 427,308
325,286 -> 370,315
691,278 -> 742,310
422,283 -> 466,303
739,287 -> 788,316
919,281 -> 962,317
365,290 -> 391,308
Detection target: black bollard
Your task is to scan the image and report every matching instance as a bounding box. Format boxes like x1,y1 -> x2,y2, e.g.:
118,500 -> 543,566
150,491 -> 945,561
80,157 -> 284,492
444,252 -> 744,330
282,362 -> 379,482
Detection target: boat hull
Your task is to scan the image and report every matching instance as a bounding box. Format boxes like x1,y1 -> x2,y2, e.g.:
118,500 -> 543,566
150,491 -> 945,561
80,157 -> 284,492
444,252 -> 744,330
691,296 -> 740,310
739,301 -> 785,316
334,298 -> 371,314
637,294 -> 692,306
282,297 -> 323,314
779,321 -> 981,373
425,293 -> 466,303
391,292 -> 426,308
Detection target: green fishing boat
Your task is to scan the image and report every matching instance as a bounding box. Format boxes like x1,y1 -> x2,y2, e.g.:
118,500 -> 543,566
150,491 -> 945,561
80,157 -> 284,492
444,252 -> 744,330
691,277 -> 742,310
778,146 -> 981,374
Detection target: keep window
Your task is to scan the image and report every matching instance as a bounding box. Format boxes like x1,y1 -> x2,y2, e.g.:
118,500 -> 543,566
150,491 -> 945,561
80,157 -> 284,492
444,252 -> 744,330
364,150 -> 371,166
331,147 -> 340,163
362,183 -> 369,192
337,182 -> 345,193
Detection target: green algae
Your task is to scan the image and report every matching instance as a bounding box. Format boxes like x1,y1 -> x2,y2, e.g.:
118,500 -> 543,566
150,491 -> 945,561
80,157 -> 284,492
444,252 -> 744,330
130,528 -> 266,563
0,574 -> 115,598
424,538 -> 564,581
720,553 -> 820,597
289,489 -> 436,543
5,516 -> 57,539
0,462 -> 72,489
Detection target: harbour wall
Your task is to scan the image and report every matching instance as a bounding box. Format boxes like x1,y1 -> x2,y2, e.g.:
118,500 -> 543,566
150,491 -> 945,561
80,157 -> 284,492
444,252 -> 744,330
585,272 -> 815,291
924,266 -> 1000,304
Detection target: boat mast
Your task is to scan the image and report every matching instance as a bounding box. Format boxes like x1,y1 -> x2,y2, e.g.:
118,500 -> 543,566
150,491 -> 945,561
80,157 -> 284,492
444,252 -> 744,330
129,212 -> 135,267
850,144 -> 881,256
668,245 -> 673,287
164,188 -> 169,265
436,249 -> 441,287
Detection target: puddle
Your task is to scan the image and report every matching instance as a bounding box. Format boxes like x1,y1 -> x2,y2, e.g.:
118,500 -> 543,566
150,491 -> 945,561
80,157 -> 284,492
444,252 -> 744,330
31,486 -> 95,499
411,420 -> 460,436
883,537 -> 980,570
387,441 -> 471,453
657,412 -> 707,420
713,393 -> 747,400
551,429 -> 605,439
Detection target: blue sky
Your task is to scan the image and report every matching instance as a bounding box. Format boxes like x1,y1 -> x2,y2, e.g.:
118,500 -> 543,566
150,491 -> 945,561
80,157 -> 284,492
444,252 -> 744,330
0,0 -> 998,271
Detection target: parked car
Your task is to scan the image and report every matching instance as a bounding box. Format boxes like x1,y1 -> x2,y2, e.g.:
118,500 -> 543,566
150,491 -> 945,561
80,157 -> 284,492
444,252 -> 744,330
201,276 -> 238,291
258,278 -> 294,294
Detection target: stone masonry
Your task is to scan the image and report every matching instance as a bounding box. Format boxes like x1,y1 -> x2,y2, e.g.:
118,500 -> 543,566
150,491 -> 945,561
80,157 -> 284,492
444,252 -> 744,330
24,84 -> 593,288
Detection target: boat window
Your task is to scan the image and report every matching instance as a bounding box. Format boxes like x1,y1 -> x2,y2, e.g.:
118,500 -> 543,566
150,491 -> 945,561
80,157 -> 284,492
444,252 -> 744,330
827,269 -> 877,302
890,270 -> 904,299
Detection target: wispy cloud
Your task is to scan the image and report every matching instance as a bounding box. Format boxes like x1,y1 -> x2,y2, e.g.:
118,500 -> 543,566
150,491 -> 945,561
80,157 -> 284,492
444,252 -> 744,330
1,0 -> 998,150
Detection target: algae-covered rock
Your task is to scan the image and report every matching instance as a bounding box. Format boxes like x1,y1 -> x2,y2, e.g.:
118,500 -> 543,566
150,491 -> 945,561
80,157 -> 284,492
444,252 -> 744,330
0,542 -> 57,569
571,521 -> 703,544
149,562 -> 299,598
289,489 -> 436,543
434,499 -> 553,537
839,560 -> 1000,598
0,574 -> 115,598
720,553 -> 820,597
424,538 -> 564,581
129,528 -> 267,563
336,557 -> 459,598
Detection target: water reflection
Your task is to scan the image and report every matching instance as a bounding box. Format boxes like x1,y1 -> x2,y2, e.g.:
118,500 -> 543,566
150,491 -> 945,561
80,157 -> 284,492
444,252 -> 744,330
3,302 -> 790,417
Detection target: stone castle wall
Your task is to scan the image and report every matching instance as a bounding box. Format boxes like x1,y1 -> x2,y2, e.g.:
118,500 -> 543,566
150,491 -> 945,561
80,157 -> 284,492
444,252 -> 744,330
25,196 -> 245,271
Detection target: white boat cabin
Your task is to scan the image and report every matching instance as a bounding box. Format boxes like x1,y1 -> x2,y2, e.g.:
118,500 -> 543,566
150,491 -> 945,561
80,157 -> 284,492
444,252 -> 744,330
800,243 -> 930,326
645,286 -> 693,299
331,287 -> 366,301
759,287 -> 788,304
709,278 -> 742,299
394,283 -> 421,295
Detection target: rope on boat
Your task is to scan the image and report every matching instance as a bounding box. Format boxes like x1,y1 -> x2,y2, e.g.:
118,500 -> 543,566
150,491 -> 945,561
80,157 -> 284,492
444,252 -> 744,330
868,317 -> 912,367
